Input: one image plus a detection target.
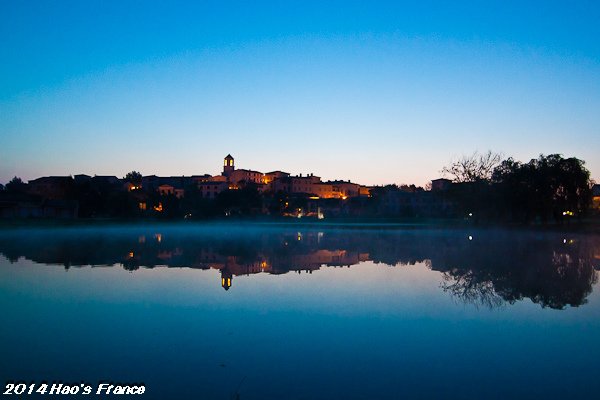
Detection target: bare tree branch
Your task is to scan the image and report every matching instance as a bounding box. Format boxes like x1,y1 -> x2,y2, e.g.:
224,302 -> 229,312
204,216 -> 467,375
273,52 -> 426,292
442,151 -> 502,183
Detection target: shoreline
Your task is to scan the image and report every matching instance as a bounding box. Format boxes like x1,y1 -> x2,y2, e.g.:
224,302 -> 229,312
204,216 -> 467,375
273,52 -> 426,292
1,216 -> 599,234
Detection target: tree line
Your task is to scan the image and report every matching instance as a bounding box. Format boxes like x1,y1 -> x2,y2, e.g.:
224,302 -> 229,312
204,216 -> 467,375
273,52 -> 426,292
442,152 -> 595,223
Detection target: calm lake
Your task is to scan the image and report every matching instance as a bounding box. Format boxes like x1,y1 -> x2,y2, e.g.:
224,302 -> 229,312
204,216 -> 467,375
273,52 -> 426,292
1,224 -> 600,399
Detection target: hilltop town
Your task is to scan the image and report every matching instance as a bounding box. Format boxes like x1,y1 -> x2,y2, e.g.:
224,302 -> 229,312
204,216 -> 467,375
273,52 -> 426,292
149,154 -> 372,201
1,153 -> 599,223
0,154 -> 449,219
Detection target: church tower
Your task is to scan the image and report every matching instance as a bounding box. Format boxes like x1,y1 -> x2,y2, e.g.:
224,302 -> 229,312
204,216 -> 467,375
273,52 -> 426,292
223,154 -> 234,177
221,269 -> 232,291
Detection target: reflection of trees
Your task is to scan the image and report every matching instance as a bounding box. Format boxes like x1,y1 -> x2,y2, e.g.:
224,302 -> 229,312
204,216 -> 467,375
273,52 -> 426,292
0,228 -> 598,309
441,271 -> 504,309
439,236 -> 598,309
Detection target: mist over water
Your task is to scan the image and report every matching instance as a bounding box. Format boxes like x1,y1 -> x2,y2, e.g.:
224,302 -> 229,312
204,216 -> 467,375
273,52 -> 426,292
1,224 -> 600,399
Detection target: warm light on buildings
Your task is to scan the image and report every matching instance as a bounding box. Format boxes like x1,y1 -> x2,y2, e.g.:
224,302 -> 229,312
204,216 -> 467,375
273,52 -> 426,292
153,203 -> 163,212
127,183 -> 142,192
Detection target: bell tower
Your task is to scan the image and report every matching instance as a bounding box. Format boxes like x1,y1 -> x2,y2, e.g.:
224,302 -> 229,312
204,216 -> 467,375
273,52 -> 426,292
221,269 -> 232,291
223,154 -> 234,177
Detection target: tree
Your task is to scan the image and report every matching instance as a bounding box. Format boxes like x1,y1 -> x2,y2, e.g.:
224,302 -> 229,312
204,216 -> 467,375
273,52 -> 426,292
442,151 -> 502,183
216,186 -> 262,216
5,176 -> 27,193
124,171 -> 142,185
491,154 -> 592,223
400,184 -> 424,193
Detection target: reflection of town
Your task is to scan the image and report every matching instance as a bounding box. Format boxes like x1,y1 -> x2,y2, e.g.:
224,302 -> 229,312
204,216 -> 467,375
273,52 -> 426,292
1,229 -> 599,308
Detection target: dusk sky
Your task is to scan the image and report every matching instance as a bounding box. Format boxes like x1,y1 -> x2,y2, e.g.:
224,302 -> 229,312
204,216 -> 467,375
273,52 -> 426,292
1,0 -> 599,186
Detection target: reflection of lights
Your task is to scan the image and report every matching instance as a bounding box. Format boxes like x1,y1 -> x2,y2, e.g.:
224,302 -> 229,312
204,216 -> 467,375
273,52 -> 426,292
342,196 -> 348,200
562,211 -> 574,216
138,236 -> 146,244
297,232 -> 302,241
468,213 -> 473,217
309,196 -> 319,200
563,239 -> 567,244
468,235 -> 473,241
154,233 -> 162,243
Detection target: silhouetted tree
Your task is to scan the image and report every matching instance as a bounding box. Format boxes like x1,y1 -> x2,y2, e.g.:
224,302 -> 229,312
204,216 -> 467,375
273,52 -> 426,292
442,151 -> 502,183
439,151 -> 500,220
492,154 -> 592,223
124,171 -> 142,185
179,185 -> 216,218
216,186 -> 262,216
400,184 -> 424,193
264,190 -> 289,216
5,176 -> 27,193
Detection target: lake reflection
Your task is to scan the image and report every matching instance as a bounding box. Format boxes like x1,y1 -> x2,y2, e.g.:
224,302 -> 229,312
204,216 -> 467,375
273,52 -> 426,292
1,225 -> 600,399
1,226 -> 598,309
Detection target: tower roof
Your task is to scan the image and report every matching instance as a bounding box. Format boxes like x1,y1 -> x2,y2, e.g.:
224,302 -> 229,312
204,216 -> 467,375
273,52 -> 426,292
224,154 -> 234,160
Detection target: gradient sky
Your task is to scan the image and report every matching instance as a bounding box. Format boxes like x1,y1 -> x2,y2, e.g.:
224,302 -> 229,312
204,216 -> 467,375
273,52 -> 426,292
1,0 -> 599,186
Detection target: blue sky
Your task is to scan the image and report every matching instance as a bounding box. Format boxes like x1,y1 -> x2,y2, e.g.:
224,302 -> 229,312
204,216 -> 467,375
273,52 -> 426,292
1,0 -> 599,186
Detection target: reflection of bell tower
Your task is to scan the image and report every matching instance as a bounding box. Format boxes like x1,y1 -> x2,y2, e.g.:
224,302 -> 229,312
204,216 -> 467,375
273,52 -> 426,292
221,269 -> 232,291
223,154 -> 234,177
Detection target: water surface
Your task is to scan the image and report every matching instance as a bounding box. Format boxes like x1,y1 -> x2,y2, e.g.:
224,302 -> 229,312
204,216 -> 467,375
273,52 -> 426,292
1,225 -> 599,399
